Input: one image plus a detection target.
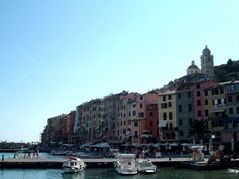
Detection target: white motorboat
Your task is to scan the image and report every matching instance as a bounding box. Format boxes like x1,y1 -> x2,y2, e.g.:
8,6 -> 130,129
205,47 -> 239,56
228,168 -> 239,174
115,154 -> 137,175
136,159 -> 157,173
63,157 -> 86,173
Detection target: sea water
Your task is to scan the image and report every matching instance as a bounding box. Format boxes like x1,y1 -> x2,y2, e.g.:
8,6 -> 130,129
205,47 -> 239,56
0,168 -> 239,179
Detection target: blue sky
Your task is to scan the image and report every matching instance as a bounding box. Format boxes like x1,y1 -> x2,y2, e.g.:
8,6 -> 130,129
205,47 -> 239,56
0,0 -> 238,142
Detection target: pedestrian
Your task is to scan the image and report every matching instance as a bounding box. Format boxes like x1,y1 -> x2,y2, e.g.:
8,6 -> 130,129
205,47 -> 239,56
2,155 -> 4,162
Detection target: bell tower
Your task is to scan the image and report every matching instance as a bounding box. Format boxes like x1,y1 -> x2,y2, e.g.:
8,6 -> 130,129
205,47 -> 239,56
200,45 -> 214,77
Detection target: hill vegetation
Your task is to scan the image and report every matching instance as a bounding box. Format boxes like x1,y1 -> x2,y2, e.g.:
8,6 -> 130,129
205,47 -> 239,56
215,59 -> 239,82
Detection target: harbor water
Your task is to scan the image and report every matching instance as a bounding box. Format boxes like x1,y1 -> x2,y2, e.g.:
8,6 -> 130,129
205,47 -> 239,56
0,168 -> 239,179
0,152 -> 238,179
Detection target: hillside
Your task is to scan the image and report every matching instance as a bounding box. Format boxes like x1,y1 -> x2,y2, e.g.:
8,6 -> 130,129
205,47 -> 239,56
214,59 -> 239,82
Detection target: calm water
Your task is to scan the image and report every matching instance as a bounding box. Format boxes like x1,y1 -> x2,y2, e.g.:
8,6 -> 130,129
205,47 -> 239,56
0,153 -> 238,179
0,168 -> 239,179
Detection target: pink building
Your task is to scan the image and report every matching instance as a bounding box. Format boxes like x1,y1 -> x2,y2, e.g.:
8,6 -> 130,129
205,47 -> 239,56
193,80 -> 216,120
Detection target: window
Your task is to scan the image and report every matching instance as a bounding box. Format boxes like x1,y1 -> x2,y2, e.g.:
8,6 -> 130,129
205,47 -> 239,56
197,91 -> 201,97
205,99 -> 208,105
188,92 -> 192,98
168,95 -> 172,100
197,100 -> 201,106
179,119 -> 183,126
133,111 -> 136,116
236,107 -> 239,114
163,113 -> 167,120
168,102 -> 172,107
220,88 -> 224,94
138,112 -> 144,117
229,107 -> 233,114
198,111 -> 202,117
205,110 -> 208,116
140,103 -> 143,108
179,130 -> 184,136
178,93 -> 181,99
169,112 -> 173,120
228,96 -> 232,102
189,118 -> 192,125
150,121 -> 153,127
134,121 -> 138,127
178,105 -> 182,112
149,112 -> 153,116
214,89 -> 219,95
204,90 -> 208,96
237,95 -> 239,101
188,104 -> 192,112
196,83 -> 200,89
135,131 -> 138,138
163,96 -> 166,101
169,123 -> 173,130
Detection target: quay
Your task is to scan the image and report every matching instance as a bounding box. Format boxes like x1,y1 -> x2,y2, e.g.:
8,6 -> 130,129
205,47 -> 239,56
0,157 -> 239,169
0,157 -> 190,169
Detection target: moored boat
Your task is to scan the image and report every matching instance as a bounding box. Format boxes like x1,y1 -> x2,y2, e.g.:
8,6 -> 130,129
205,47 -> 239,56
114,154 -> 137,175
136,158 -> 157,173
63,157 -> 86,173
182,145 -> 230,170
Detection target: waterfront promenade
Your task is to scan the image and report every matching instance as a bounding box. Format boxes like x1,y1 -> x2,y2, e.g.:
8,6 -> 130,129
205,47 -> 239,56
0,157 -> 191,169
1,156 -> 239,169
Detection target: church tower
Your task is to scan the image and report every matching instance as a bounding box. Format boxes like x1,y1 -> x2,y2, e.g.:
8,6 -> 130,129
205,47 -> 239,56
200,45 -> 214,77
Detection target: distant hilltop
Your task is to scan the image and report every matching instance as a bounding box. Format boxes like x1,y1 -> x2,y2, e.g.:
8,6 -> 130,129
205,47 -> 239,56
215,59 -> 239,82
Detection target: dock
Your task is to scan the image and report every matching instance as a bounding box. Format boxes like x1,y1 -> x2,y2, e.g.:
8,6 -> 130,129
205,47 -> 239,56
0,157 -> 238,169
0,157 -> 189,169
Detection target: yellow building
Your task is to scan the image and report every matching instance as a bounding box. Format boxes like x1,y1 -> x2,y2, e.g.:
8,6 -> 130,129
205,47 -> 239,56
158,90 -> 177,142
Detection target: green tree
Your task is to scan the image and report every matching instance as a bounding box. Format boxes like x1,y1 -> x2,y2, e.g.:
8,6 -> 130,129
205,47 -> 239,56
189,119 -> 210,143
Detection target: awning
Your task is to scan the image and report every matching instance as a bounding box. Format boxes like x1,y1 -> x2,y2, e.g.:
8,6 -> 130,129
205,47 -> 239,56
91,142 -> 111,148
158,120 -> 167,127
80,142 -> 95,148
210,105 -> 226,113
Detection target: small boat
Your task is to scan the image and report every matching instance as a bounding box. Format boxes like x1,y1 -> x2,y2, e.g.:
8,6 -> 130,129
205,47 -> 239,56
181,145 -> 230,170
63,157 -> 86,173
228,168 -> 239,174
136,159 -> 157,173
114,154 -> 137,175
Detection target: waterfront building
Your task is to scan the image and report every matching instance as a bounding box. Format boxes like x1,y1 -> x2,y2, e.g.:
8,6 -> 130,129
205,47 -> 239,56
89,99 -> 102,141
62,112 -> 76,145
102,93 -> 120,143
176,88 -> 194,142
192,80 -> 216,121
158,90 -> 177,142
118,92 -> 138,144
42,114 -> 67,145
221,81 -> 239,145
74,105 -> 85,145
130,94 -> 146,145
141,92 -> 159,143
205,84 -> 226,143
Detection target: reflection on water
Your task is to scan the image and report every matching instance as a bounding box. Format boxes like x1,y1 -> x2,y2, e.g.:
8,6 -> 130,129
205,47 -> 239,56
0,168 -> 239,179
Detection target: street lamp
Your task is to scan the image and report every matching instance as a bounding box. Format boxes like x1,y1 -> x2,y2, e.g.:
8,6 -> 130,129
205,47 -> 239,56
209,134 -> 215,154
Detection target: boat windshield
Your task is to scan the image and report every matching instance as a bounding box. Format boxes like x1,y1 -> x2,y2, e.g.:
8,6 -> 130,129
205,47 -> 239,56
140,161 -> 153,167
